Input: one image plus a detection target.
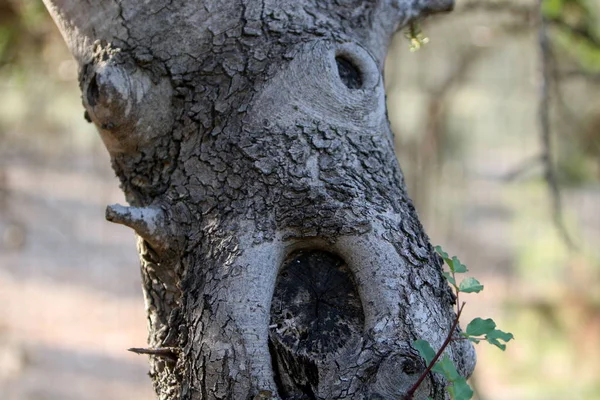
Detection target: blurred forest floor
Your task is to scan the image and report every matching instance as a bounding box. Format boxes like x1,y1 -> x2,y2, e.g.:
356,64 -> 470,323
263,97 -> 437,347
1,0 -> 600,399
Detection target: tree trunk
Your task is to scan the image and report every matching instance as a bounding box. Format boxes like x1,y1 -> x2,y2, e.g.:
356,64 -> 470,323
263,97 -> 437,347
42,1 -> 475,398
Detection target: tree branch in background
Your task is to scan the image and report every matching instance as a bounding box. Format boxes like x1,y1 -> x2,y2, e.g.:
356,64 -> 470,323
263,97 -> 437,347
409,47 -> 483,210
537,0 -> 575,249
423,47 -> 483,168
459,0 -> 582,248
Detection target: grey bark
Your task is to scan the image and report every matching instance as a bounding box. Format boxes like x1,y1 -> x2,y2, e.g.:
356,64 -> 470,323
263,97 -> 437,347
42,1 -> 475,399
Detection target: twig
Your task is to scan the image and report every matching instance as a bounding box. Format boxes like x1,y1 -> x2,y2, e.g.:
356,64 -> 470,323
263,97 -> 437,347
549,54 -> 597,154
128,347 -> 179,362
537,1 -> 575,249
404,302 -> 466,400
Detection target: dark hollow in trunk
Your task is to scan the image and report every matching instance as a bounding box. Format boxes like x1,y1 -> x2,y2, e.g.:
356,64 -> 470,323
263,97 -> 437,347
270,250 -> 364,398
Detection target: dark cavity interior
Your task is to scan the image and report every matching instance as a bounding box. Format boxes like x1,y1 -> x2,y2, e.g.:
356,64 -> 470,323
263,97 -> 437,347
86,74 -> 100,107
269,250 -> 364,398
335,55 -> 362,89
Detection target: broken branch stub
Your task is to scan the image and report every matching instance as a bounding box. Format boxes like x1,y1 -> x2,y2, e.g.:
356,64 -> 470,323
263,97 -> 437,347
105,204 -> 170,252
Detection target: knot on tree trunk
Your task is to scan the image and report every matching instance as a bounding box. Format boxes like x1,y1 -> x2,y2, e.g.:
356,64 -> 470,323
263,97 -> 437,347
80,41 -> 178,203
81,41 -> 174,154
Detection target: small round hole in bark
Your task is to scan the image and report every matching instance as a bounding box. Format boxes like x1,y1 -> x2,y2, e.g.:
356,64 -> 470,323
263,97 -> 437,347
335,56 -> 362,89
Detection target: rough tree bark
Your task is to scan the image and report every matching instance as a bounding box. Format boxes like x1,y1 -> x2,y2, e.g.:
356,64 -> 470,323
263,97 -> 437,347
42,0 -> 475,399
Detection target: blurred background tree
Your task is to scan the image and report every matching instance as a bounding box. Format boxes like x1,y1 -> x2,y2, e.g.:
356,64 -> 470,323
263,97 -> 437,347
0,0 -> 98,156
0,0 -> 599,399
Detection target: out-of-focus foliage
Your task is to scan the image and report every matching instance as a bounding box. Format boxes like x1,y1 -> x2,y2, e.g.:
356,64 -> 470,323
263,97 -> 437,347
0,0 -> 49,65
0,0 -> 97,157
544,0 -> 600,187
548,0 -> 600,185
411,247 -> 512,400
543,0 -> 600,71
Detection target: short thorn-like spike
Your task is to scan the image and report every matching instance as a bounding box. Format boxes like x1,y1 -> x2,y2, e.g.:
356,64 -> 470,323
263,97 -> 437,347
106,204 -> 168,250
128,347 -> 178,362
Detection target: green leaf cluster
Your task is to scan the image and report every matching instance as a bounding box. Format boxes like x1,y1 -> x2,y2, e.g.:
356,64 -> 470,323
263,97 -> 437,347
435,246 -> 483,293
542,0 -> 600,71
413,340 -> 474,400
464,318 -> 514,351
408,246 -> 515,399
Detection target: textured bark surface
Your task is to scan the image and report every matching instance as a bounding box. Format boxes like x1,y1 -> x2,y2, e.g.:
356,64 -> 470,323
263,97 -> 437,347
42,0 -> 475,399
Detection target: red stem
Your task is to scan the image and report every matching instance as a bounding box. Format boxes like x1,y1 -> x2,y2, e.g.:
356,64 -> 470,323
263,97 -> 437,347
403,302 -> 465,400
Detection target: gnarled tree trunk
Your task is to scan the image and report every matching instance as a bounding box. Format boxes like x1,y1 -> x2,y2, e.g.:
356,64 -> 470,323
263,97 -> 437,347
42,0 -> 475,398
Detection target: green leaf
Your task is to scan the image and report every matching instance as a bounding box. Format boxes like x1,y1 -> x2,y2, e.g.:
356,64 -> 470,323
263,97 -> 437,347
485,329 -> 514,351
431,355 -> 460,381
459,277 -> 484,293
442,272 -> 456,286
451,256 -> 468,273
486,338 -> 506,351
413,339 -> 436,365
434,245 -> 449,260
447,259 -> 455,273
487,329 -> 514,342
466,318 -> 496,336
448,376 -> 474,400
